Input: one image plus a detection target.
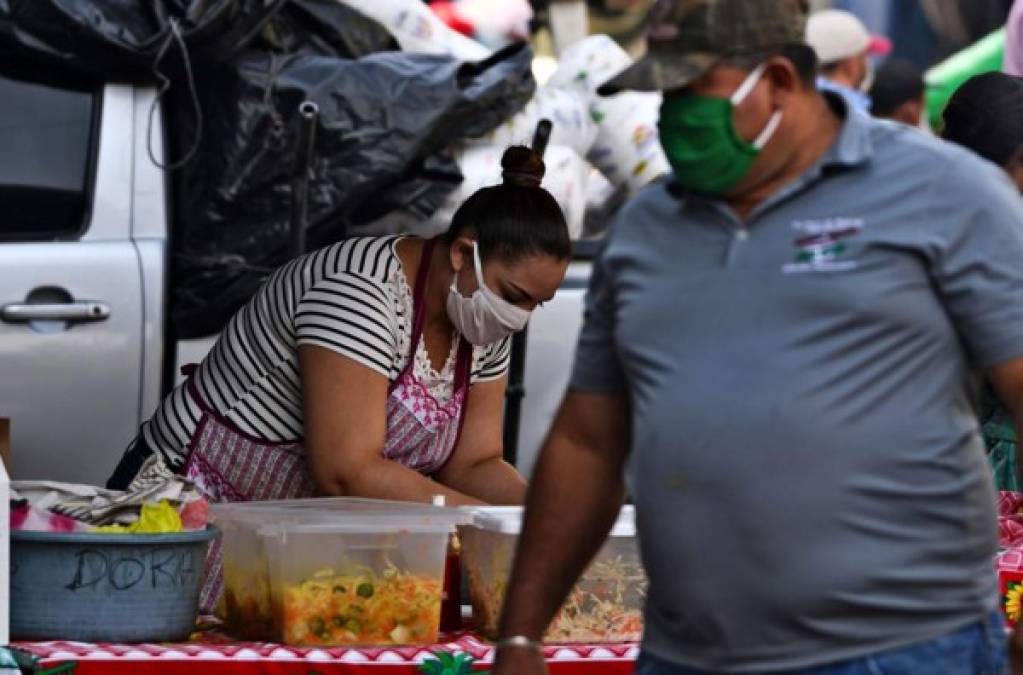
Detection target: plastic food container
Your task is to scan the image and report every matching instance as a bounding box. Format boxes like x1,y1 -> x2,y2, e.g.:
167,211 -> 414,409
10,528 -> 217,642
260,511 -> 467,647
459,505 -> 646,643
211,499 -> 467,643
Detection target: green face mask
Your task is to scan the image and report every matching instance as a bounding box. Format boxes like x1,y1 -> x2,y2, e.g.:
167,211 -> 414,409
657,63 -> 783,197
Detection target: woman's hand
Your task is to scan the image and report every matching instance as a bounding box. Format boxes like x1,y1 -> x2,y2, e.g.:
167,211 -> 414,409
299,344 -> 483,505
435,376 -> 527,504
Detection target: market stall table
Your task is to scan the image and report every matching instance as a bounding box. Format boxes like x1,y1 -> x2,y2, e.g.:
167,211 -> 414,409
13,632 -> 639,674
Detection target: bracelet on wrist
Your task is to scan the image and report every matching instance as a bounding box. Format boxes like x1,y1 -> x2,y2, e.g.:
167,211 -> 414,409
495,635 -> 544,653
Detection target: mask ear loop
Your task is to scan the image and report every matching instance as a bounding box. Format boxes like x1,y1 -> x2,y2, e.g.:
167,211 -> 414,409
471,241 -> 488,290
730,62 -> 768,106
730,62 -> 783,151
752,111 -> 783,150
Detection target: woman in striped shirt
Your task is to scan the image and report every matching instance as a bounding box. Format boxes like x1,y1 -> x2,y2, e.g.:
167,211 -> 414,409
107,146 -> 570,513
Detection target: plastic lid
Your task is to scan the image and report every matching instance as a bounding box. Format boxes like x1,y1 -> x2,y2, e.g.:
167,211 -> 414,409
467,505 -> 635,537
210,497 -> 465,524
257,511 -> 468,536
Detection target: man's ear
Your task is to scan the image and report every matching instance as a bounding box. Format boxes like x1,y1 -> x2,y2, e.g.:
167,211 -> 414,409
895,100 -> 923,128
765,56 -> 801,107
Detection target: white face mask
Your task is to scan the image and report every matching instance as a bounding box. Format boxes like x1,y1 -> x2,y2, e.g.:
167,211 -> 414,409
859,57 -> 875,94
446,242 -> 531,346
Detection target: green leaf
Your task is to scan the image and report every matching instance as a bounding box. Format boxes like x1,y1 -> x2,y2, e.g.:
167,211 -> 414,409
418,650 -> 480,675
419,658 -> 445,675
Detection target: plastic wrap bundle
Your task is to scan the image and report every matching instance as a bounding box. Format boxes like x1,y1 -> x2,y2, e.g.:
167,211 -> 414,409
449,0 -> 533,51
334,0 -> 489,59
549,35 -> 669,193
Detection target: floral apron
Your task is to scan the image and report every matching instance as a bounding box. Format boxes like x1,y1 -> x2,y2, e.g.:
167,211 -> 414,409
184,238 -> 472,611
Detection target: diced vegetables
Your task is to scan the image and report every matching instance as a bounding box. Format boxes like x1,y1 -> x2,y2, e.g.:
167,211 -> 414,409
277,563 -> 442,646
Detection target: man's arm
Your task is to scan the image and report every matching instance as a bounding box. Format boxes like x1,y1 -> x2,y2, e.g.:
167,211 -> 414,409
491,390 -> 631,674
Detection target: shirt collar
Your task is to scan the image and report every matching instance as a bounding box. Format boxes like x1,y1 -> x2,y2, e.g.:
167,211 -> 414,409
817,90 -> 874,171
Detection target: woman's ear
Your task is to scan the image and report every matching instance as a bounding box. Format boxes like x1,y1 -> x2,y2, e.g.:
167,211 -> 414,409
448,236 -> 475,274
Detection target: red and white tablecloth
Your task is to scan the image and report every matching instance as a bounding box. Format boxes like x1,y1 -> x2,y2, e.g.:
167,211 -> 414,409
14,633 -> 639,674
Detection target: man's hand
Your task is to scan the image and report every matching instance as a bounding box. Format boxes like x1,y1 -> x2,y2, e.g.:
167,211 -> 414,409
1011,622 -> 1023,674
491,646 -> 548,675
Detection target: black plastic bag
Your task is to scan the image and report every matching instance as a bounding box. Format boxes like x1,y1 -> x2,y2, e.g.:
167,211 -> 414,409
170,42 -> 536,338
0,0 -> 285,78
258,0 -> 399,58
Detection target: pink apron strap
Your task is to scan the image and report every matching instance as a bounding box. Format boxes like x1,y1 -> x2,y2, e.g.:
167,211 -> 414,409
439,337 -> 474,474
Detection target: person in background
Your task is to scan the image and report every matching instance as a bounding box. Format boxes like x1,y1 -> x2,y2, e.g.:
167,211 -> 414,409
806,8 -> 892,111
1006,0 -> 1023,77
868,58 -> 927,128
943,71 -> 1023,192
491,0 -> 1023,673
941,71 -> 1023,495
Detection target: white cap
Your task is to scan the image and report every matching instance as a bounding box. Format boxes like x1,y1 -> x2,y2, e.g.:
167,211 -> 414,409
806,9 -> 892,65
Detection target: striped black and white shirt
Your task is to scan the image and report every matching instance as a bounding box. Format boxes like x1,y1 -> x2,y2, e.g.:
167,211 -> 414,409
142,237 -> 511,469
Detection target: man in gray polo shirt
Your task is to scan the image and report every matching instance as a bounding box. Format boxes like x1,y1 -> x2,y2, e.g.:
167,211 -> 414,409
492,0 -> 1023,673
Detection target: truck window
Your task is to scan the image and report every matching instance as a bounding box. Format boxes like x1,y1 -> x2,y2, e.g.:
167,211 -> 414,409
0,71 -> 99,241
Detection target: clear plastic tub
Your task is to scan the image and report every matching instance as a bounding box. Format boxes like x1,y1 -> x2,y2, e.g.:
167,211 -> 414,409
210,498 -> 466,642
459,505 -> 646,643
260,512 -> 466,646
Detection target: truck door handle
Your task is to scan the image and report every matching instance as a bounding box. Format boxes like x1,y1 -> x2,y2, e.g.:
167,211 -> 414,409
1,302 -> 111,323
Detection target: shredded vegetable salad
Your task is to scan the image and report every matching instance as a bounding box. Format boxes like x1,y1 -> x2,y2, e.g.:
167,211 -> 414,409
277,563 -> 442,646
546,556 -> 645,642
467,554 -> 645,643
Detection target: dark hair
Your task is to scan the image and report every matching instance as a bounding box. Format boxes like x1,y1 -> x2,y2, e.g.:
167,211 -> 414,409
943,72 -> 1023,167
725,44 -> 819,88
869,59 -> 924,117
444,146 -> 571,261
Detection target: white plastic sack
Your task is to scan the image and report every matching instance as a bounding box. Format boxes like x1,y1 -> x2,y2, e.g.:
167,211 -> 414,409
588,91 -> 668,193
335,0 -> 490,60
549,35 -> 670,192
454,0 -> 533,50
465,85 -> 598,155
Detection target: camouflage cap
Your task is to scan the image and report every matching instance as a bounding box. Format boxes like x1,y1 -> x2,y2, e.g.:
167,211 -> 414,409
597,0 -> 809,96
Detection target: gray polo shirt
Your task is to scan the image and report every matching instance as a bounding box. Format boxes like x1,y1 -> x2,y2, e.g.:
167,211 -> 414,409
571,95 -> 1023,671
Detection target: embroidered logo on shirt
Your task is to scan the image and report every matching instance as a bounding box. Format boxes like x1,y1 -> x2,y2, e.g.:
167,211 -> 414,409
783,218 -> 864,274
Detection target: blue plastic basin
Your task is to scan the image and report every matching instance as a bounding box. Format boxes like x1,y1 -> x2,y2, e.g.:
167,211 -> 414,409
10,528 -> 217,642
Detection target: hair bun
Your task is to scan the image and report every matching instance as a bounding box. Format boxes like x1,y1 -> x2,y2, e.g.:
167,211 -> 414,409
500,146 -> 545,188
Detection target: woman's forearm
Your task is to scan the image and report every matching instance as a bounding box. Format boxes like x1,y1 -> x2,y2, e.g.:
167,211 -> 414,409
441,457 -> 527,505
319,457 -> 485,506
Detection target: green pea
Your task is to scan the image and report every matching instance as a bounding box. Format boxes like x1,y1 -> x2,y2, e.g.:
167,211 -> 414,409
357,582 -> 375,599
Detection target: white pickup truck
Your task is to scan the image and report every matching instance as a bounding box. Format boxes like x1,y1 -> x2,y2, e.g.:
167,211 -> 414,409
0,66 -> 593,487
